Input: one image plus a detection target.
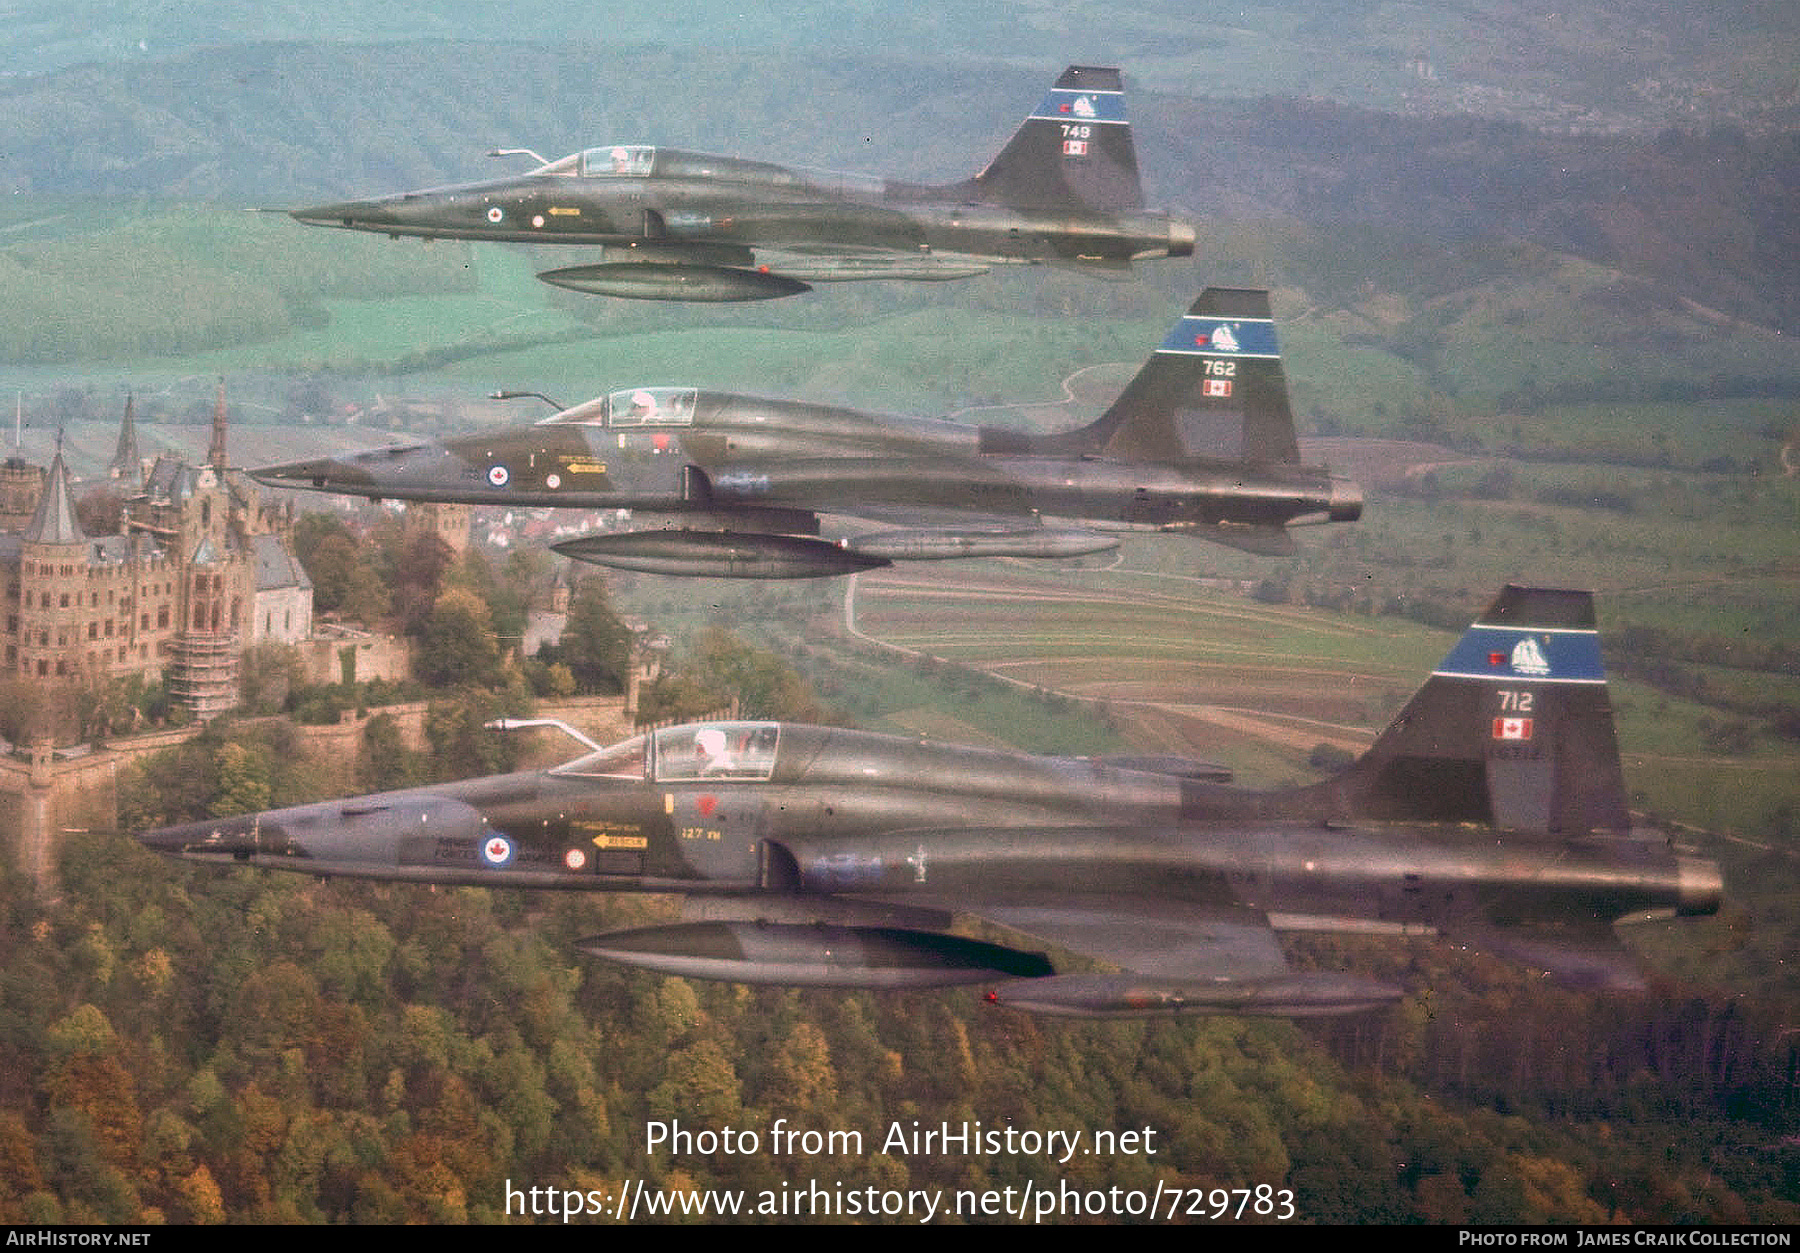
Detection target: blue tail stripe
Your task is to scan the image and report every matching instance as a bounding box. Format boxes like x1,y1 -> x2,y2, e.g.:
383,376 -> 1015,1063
1158,315 -> 1281,359
1029,89 -> 1130,125
1433,625 -> 1605,684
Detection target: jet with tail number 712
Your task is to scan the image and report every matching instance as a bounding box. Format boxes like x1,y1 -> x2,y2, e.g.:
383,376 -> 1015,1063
252,287 -> 1362,573
289,66 -> 1194,302
138,587 -> 1721,1018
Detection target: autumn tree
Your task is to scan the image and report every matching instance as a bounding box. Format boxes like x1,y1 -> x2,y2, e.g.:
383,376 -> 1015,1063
555,577 -> 631,694
639,626 -> 833,723
416,588 -> 502,689
294,512 -> 391,624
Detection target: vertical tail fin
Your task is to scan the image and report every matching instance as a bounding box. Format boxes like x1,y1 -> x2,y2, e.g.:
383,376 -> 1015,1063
1061,288 -> 1302,464
970,65 -> 1143,212
1337,586 -> 1630,834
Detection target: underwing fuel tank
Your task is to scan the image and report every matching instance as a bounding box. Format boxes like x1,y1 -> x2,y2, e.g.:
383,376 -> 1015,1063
553,530 -> 890,578
538,263 -> 811,302
578,921 -> 1056,987
845,527 -> 1119,561
984,972 -> 1405,1018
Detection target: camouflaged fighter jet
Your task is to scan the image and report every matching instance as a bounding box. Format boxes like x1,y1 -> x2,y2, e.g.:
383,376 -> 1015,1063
289,66 -> 1192,301
139,587 -> 1721,1018
252,288 -> 1362,573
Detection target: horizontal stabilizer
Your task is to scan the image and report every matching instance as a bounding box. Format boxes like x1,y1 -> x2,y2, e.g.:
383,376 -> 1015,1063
1193,523 -> 1298,557
1451,922 -> 1651,992
1090,755 -> 1232,783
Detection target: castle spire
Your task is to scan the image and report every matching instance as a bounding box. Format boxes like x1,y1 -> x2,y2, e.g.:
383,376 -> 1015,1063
109,391 -> 141,481
22,443 -> 85,547
208,377 -> 228,470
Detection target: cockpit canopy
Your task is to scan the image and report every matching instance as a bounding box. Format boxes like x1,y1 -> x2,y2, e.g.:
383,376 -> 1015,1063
531,145 -> 884,198
553,722 -> 781,783
534,145 -> 799,184
539,386 -> 698,428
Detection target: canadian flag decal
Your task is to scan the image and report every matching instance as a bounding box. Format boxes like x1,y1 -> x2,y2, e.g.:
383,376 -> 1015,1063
1492,717 -> 1533,741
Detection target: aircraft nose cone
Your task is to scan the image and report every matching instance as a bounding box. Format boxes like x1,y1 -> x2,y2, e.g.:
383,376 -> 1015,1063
138,814 -> 262,856
251,456 -> 354,490
289,199 -> 392,229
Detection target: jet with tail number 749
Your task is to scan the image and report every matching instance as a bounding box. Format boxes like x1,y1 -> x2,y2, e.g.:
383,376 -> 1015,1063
252,288 -> 1362,573
138,587 -> 1721,1018
289,66 -> 1193,302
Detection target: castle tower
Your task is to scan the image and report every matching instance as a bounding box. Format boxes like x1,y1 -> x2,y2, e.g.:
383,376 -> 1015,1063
167,537 -> 240,718
0,457 -> 45,532
16,449 -> 89,683
405,501 -> 472,555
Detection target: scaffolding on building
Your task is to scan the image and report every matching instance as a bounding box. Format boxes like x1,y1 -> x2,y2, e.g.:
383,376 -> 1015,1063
167,631 -> 240,718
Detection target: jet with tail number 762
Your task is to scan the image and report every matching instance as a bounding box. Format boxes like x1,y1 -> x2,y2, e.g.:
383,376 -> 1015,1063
289,66 -> 1193,302
138,587 -> 1721,1018
252,288 -> 1362,573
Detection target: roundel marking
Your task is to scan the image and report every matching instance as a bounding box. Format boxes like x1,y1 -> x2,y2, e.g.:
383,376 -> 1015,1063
488,464 -> 510,487
545,473 -> 561,490
564,847 -> 587,871
487,206 -> 504,223
481,835 -> 514,867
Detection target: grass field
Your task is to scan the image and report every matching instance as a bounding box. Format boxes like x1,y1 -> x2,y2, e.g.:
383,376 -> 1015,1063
798,560 -> 1800,835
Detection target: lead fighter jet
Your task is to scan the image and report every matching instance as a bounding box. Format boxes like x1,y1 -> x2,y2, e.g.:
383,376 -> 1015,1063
254,287 -> 1363,572
140,587 -> 1721,1017
290,66 -> 1194,301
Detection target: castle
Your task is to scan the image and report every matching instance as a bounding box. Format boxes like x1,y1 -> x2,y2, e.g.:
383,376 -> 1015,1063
0,385 -> 313,721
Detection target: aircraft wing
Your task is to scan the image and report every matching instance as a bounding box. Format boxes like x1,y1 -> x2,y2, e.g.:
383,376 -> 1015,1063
908,888 -> 1400,1018
962,893 -> 1290,981
740,246 -> 994,283
839,504 -> 1300,558
611,877 -> 1375,1018
553,505 -> 1121,577
977,885 -> 1667,1000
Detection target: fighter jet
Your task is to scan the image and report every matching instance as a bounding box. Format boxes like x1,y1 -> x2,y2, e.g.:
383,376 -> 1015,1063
253,288 -> 1362,572
289,66 -> 1193,301
139,587 -> 1721,1017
